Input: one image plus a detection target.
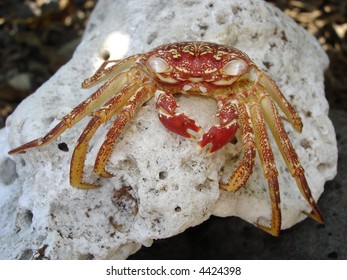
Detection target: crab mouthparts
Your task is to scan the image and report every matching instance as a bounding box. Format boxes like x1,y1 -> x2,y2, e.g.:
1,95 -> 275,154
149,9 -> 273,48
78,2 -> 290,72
188,77 -> 204,82
182,82 -> 208,93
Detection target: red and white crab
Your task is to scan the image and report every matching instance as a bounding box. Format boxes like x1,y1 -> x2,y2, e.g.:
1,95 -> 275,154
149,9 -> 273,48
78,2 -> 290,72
9,41 -> 323,236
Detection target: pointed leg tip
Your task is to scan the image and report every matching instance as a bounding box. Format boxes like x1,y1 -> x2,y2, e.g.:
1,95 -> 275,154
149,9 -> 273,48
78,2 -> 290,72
293,117 -> 303,133
72,182 -> 101,189
70,175 -> 101,189
303,210 -> 324,224
8,147 -> 27,155
219,183 -> 228,191
100,172 -> 114,179
255,223 -> 280,237
94,167 -> 114,178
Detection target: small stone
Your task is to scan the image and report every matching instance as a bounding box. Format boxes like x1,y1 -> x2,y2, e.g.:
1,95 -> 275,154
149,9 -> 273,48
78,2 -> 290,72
8,73 -> 31,92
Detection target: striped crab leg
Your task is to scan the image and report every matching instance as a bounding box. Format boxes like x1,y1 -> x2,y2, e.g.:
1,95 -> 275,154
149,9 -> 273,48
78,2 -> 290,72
8,55 -> 140,155
69,76 -> 147,188
220,95 -> 256,192
257,70 -> 303,132
249,92 -> 282,237
259,91 -> 324,223
93,85 -> 153,178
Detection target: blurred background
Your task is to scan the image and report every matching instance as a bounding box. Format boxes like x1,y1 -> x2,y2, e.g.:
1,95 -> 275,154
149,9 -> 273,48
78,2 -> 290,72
0,0 -> 346,259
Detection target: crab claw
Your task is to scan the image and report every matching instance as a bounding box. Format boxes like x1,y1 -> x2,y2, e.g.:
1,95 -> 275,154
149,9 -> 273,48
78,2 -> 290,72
155,91 -> 203,139
198,99 -> 238,154
197,122 -> 238,154
158,113 -> 203,139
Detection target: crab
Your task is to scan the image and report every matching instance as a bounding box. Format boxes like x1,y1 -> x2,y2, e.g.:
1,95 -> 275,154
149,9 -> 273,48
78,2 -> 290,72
9,41 -> 323,236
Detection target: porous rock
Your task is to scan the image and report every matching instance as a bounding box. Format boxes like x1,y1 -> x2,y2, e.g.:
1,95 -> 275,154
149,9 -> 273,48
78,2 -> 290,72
0,0 -> 337,259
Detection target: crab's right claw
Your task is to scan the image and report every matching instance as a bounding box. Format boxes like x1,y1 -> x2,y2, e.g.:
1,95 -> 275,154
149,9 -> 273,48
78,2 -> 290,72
197,122 -> 238,154
198,99 -> 239,154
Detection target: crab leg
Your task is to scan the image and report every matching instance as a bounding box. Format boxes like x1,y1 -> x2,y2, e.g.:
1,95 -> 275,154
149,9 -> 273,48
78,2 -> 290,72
155,91 -> 203,139
197,97 -> 238,154
220,99 -> 256,192
94,86 -> 153,178
70,80 -> 142,188
259,92 -> 324,223
249,93 -> 281,237
82,54 -> 141,88
257,70 -> 303,132
8,65 -> 137,155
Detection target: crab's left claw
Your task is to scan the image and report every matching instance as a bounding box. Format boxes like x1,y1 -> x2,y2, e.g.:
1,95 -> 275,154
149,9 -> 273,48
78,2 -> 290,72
197,100 -> 238,154
155,91 -> 203,139
197,123 -> 238,154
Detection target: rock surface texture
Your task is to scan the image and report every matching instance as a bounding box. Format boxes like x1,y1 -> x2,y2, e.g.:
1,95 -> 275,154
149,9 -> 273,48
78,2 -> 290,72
0,0 -> 337,259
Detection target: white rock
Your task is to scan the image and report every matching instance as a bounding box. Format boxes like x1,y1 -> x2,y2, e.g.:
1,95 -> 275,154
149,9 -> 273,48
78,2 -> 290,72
0,0 -> 337,259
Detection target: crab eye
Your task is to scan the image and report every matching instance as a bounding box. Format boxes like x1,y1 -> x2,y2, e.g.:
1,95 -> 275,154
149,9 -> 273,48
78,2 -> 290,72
223,59 -> 248,76
146,56 -> 169,73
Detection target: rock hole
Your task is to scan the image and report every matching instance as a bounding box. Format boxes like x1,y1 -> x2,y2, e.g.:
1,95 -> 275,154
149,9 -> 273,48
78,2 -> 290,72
25,210 -> 34,224
231,5 -> 242,15
304,110 -> 312,117
198,22 -> 209,31
46,116 -> 55,124
317,163 -> 328,173
251,33 -> 259,40
112,186 -> 138,215
281,30 -> 288,42
117,158 -> 140,175
25,210 -> 33,225
159,171 -> 168,180
270,42 -> 277,50
16,209 -> 34,233
0,157 -> 18,185
18,249 -> 33,260
100,49 -> 110,60
147,31 -> 158,45
195,183 -> 206,192
300,139 -> 312,149
230,137 -> 238,145
78,253 -> 95,260
263,61 -> 273,70
152,218 -> 161,226
175,206 -> 181,212
57,142 -> 69,152
216,11 -> 227,25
